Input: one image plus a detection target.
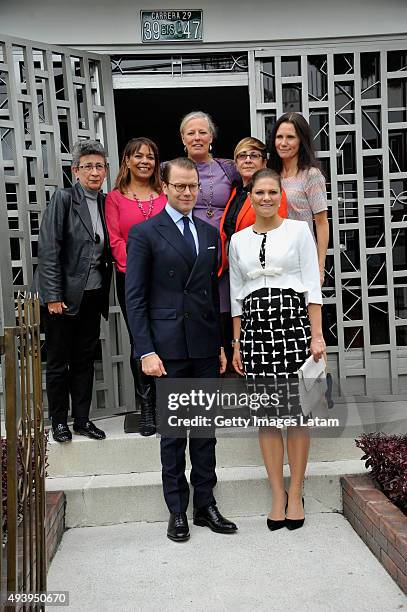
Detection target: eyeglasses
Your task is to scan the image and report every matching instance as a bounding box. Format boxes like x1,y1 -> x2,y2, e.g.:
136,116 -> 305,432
168,182 -> 200,194
77,163 -> 108,172
235,152 -> 264,161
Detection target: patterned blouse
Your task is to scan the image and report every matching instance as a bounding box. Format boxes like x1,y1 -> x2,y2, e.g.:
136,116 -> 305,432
281,167 -> 328,235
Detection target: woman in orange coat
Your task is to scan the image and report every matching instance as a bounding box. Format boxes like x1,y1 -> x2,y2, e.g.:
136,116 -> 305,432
219,137 -> 287,359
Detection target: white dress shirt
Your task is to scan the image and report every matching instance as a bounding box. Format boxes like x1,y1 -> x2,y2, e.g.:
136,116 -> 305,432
229,219 -> 322,317
165,202 -> 199,254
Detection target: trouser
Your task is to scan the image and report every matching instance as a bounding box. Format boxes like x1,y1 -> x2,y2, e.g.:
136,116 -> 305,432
115,270 -> 155,410
43,289 -> 103,427
160,356 -> 219,513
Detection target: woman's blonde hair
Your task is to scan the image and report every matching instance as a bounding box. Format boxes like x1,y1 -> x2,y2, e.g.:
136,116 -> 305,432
234,137 -> 267,160
179,111 -> 217,138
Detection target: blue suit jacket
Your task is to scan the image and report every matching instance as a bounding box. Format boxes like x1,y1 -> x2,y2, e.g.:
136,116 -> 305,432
125,208 -> 222,360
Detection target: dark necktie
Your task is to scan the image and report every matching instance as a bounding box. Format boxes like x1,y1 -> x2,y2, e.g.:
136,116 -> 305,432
182,216 -> 197,259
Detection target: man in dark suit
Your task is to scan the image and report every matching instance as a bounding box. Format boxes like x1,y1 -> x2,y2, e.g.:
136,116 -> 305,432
126,157 -> 237,542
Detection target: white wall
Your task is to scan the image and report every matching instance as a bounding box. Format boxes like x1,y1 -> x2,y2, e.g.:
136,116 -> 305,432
1,0 -> 407,49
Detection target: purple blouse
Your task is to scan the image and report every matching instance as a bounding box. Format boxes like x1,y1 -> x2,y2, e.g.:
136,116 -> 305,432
193,158 -> 239,228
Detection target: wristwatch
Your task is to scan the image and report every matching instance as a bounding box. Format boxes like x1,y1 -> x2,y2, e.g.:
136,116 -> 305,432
231,338 -> 240,346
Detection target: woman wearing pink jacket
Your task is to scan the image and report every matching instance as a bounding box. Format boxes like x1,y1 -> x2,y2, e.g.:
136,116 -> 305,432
106,137 -> 166,436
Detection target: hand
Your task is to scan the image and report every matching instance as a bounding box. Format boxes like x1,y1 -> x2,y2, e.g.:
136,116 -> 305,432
232,345 -> 245,376
310,335 -> 326,362
47,301 -> 68,315
219,347 -> 227,374
141,353 -> 167,377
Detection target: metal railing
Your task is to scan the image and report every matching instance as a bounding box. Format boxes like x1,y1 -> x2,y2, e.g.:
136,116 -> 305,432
1,296 -> 46,610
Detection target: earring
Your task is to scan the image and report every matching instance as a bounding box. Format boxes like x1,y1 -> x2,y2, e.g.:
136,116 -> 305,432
184,146 -> 187,154
209,144 -> 213,152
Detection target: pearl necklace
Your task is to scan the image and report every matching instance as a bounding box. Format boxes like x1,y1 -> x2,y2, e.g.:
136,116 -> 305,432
128,191 -> 155,220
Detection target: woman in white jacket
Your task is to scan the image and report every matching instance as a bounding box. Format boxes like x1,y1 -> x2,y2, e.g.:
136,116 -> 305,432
229,168 -> 325,531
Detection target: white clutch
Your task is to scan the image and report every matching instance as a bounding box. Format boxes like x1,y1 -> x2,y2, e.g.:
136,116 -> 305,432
298,355 -> 328,417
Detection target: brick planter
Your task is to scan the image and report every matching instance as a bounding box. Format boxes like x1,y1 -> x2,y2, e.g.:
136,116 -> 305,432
1,491 -> 66,599
341,475 -> 407,594
46,491 -> 66,568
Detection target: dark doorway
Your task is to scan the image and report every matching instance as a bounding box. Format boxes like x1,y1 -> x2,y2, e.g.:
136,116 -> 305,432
113,86 -> 250,162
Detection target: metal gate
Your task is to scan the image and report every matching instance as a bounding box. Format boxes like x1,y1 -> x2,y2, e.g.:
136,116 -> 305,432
248,39 -> 407,395
0,33 -> 133,418
1,297 -> 47,607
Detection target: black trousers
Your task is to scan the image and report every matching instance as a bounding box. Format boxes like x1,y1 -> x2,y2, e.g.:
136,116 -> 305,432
116,270 -> 154,409
160,356 -> 219,514
43,289 -> 103,427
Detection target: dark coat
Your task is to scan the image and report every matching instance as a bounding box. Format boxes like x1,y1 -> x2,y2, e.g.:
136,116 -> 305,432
36,181 -> 112,319
125,208 -> 221,360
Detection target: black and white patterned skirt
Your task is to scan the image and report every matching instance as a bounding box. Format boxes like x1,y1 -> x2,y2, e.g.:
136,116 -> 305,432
241,287 -> 311,417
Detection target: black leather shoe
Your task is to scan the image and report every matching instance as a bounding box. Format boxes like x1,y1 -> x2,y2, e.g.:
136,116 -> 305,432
167,512 -> 190,542
193,504 -> 238,534
286,496 -> 305,530
52,423 -> 72,443
73,420 -> 106,440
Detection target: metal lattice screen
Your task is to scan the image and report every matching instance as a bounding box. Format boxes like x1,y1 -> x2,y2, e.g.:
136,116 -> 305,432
249,41 -> 407,394
0,33 -> 133,418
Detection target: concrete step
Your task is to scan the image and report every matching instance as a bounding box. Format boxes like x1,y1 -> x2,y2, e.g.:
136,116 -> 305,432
47,416 -> 363,478
45,459 -> 366,528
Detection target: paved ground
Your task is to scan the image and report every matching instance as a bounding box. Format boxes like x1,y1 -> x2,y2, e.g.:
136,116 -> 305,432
47,514 -> 406,612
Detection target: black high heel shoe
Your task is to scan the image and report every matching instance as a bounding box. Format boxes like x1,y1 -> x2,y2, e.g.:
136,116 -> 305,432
326,373 -> 334,409
285,496 -> 305,530
267,491 -> 288,531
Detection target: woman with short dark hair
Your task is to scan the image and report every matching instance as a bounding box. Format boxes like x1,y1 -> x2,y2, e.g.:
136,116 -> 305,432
218,136 -> 287,361
38,139 -> 112,443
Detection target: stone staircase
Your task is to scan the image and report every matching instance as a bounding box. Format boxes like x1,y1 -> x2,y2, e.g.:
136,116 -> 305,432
46,416 -> 366,527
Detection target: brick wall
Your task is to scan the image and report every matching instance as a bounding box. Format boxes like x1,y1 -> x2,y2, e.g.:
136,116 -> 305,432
1,490 -> 66,603
46,491 -> 66,568
341,475 -> 407,595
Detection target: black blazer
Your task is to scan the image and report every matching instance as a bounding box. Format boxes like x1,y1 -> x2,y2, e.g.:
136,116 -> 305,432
37,181 -> 112,319
125,208 -> 221,360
